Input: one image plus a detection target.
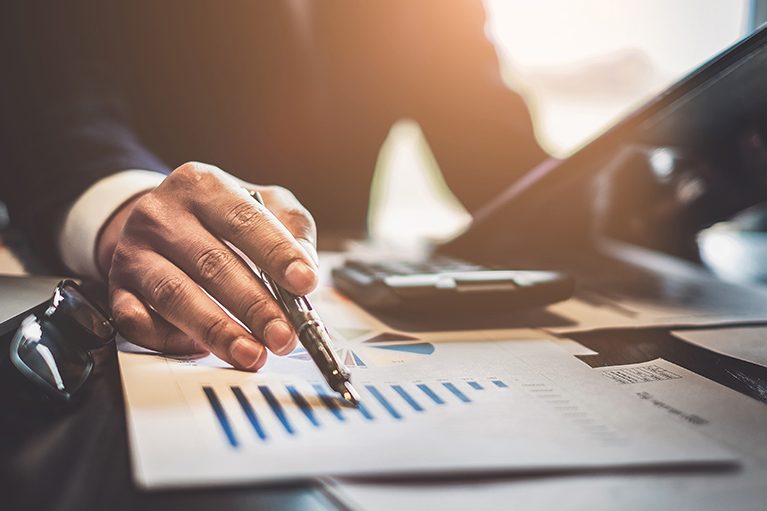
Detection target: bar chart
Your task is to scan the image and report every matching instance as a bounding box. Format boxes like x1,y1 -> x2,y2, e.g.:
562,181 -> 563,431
119,290 -> 740,487
201,377 -> 509,448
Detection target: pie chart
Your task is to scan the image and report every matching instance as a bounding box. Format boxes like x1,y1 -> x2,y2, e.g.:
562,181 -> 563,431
287,329 -> 435,368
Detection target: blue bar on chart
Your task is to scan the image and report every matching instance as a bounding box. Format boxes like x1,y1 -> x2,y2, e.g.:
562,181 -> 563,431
365,385 -> 402,420
467,381 -> 484,390
259,385 -> 295,435
391,385 -> 424,412
231,386 -> 267,441
287,385 -> 320,428
416,383 -> 445,405
203,386 -> 239,447
442,382 -> 471,403
313,384 -> 346,422
356,401 -> 375,421
491,379 -> 509,388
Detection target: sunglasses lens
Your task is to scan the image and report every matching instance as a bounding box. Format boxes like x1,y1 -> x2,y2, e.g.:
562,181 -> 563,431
11,316 -> 92,400
51,281 -> 115,343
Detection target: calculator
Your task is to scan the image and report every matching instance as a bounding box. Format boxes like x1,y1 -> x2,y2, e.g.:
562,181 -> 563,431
331,256 -> 575,313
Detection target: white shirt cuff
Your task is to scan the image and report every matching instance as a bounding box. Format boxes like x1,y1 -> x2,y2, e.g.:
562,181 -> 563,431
58,170 -> 166,279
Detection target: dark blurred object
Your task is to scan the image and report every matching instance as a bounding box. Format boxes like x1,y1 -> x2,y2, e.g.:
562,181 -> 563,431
1,280 -> 115,405
595,126 -> 767,261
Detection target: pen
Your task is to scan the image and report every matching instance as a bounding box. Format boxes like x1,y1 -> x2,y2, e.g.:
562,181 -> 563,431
247,190 -> 360,406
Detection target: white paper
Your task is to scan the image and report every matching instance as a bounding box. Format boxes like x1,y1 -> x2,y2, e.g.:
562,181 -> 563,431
330,358 -> 767,511
119,288 -> 735,489
673,327 -> 767,368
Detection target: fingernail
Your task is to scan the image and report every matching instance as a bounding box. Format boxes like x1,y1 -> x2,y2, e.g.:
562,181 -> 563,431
264,319 -> 296,352
285,260 -> 317,293
229,337 -> 264,370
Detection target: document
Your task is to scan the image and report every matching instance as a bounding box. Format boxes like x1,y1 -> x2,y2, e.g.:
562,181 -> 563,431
673,327 -> 767,368
542,242 -> 767,334
329,358 -> 767,511
119,288 -> 734,489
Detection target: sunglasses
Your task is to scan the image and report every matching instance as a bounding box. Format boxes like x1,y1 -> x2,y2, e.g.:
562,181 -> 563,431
4,280 -> 116,403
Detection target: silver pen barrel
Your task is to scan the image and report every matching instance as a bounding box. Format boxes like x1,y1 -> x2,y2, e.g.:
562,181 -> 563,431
246,188 -> 359,404
262,271 -> 360,405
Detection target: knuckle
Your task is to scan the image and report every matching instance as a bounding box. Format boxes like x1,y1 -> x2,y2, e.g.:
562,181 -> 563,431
109,244 -> 143,281
266,185 -> 304,209
171,161 -> 222,190
242,294 -> 275,329
201,315 -> 234,346
172,161 -> 203,181
150,275 -> 187,309
195,247 -> 237,282
224,200 -> 265,235
159,332 -> 174,354
112,304 -> 145,339
128,195 -> 166,235
262,235 -> 295,266
266,185 -> 294,200
131,194 -> 160,221
283,206 -> 315,233
110,245 -> 134,273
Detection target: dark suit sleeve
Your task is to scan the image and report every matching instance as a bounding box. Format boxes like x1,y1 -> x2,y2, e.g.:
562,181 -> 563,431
0,2 -> 169,268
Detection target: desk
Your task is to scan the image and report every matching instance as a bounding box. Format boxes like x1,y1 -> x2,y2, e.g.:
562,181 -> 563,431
2,249 -> 767,511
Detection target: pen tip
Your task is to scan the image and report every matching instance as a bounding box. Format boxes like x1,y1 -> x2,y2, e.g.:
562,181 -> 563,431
342,381 -> 361,407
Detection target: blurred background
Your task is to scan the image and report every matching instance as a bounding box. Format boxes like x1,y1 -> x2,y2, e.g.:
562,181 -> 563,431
369,0 -> 753,249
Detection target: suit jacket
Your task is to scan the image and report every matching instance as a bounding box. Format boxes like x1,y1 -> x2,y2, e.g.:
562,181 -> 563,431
0,2 -> 168,265
2,0 -> 546,262
108,1 -> 547,232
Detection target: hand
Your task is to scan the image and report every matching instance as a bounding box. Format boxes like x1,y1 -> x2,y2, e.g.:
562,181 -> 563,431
97,162 -> 319,370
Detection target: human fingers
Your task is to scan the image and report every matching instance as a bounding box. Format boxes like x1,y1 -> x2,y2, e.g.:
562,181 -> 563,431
112,247 -> 268,370
255,185 -> 319,266
152,219 -> 299,356
110,287 -> 208,355
163,163 -> 317,294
